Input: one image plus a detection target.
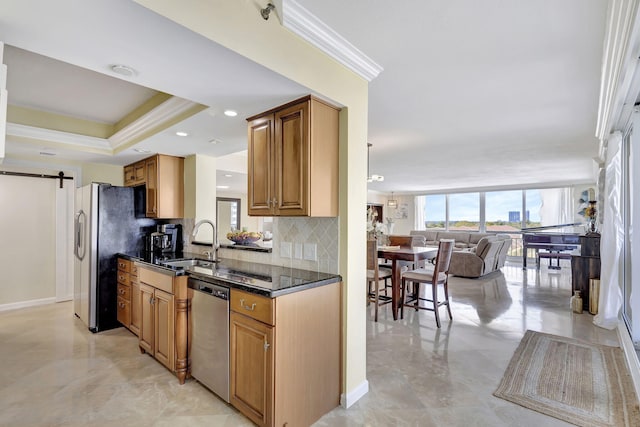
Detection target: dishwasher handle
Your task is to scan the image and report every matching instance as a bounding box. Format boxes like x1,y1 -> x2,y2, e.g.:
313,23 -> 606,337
189,278 -> 229,300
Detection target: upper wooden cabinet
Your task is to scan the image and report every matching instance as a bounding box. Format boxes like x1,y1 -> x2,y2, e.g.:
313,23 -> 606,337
247,95 -> 340,217
124,161 -> 146,186
123,154 -> 184,219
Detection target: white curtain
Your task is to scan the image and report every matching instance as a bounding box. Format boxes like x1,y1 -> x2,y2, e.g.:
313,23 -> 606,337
414,195 -> 426,230
594,132 -> 623,330
539,187 -> 573,227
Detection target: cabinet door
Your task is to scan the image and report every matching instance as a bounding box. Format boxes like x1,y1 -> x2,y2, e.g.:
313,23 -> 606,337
274,101 -> 309,216
133,161 -> 146,185
248,116 -> 274,216
230,312 -> 273,427
130,282 -> 140,336
154,288 -> 175,371
139,283 -> 155,354
145,157 -> 158,217
124,165 -> 135,186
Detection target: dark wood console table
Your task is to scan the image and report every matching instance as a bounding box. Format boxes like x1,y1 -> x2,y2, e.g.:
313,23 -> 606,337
571,235 -> 601,311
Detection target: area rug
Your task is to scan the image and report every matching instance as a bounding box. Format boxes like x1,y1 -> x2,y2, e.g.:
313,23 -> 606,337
494,330 -> 640,427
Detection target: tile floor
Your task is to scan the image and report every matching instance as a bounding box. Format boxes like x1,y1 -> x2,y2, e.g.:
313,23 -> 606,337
0,261 -> 620,426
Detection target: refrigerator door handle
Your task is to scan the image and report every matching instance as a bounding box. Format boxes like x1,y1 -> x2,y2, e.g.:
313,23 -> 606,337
75,210 -> 86,261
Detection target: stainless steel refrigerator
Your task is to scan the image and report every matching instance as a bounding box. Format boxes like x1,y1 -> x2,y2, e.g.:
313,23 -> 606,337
73,183 -> 155,332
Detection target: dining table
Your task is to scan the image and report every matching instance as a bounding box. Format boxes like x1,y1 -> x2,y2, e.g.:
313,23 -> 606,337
377,245 -> 439,320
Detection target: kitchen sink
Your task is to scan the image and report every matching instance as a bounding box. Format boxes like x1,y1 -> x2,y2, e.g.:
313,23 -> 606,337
161,258 -> 216,269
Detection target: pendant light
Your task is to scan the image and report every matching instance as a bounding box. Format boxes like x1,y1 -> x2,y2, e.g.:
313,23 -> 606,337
387,192 -> 398,208
367,143 -> 384,182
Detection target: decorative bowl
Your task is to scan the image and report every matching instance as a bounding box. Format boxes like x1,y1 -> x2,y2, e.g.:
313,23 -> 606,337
227,231 -> 262,245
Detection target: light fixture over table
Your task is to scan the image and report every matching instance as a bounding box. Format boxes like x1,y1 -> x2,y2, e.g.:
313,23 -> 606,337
367,143 -> 384,182
387,192 -> 397,208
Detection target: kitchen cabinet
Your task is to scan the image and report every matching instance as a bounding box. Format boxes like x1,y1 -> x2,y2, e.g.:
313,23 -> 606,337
247,95 -> 339,217
116,258 -> 132,331
129,264 -> 140,336
123,154 -> 184,219
137,265 -> 190,384
124,161 -> 146,186
229,283 -> 341,427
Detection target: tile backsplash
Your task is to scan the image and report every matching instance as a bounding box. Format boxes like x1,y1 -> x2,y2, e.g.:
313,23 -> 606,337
272,216 -> 339,274
215,216 -> 339,274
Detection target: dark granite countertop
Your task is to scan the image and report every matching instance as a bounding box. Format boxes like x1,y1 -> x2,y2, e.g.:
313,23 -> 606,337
117,251 -> 340,298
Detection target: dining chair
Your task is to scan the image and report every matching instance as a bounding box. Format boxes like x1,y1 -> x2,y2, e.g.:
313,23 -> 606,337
367,239 -> 393,322
400,239 -> 455,327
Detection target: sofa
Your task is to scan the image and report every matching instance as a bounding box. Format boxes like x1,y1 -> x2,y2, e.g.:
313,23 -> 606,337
409,230 -> 511,278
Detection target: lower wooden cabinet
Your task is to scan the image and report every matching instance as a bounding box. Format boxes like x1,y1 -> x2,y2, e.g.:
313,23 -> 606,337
137,265 -> 189,383
130,281 -> 141,336
230,312 -> 274,427
229,283 -> 341,427
116,258 -> 132,331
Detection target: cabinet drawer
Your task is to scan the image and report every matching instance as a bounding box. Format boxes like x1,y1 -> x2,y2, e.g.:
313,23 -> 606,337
117,283 -> 131,301
231,289 -> 274,326
117,258 -> 131,273
117,296 -> 131,327
117,271 -> 130,286
138,267 -> 174,295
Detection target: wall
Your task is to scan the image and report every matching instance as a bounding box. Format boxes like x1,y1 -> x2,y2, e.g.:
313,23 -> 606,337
80,162 -> 123,186
368,191 -> 415,235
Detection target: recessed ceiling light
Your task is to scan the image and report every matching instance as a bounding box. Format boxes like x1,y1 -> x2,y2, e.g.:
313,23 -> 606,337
175,131 -> 189,137
134,148 -> 151,153
224,174 -> 233,178
216,185 -> 230,189
110,64 -> 136,77
224,110 -> 238,117
209,138 -> 223,144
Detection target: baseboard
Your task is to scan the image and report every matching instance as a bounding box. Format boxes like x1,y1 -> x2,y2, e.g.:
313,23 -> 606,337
340,379 -> 369,408
0,297 -> 56,312
617,319 -> 640,399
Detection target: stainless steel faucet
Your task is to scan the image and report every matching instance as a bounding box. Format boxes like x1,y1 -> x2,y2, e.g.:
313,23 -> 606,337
192,219 -> 218,261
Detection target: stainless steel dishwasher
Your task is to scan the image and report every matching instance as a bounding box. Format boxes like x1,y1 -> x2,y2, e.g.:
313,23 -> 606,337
188,277 -> 230,402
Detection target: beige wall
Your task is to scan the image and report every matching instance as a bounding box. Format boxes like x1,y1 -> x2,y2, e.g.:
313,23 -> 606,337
134,0 -> 370,403
81,162 -> 123,186
184,154 -> 217,241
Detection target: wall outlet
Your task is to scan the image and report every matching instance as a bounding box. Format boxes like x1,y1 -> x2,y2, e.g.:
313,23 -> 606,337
294,243 -> 303,259
303,243 -> 317,261
280,241 -> 292,258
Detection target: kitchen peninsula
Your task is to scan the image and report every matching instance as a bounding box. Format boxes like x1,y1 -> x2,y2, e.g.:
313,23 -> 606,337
117,252 -> 342,427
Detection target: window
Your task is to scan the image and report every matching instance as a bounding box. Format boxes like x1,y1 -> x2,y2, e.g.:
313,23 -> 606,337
424,195 -> 445,229
448,193 -> 479,231
485,190 -> 523,232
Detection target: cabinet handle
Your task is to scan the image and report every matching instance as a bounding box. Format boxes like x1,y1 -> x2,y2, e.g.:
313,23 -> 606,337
264,342 -> 270,351
239,299 -> 256,311
150,297 -> 155,305
119,288 -> 125,294
272,197 -> 277,207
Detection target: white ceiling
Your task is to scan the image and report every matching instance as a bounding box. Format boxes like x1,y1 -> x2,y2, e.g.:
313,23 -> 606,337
1,0 -> 609,194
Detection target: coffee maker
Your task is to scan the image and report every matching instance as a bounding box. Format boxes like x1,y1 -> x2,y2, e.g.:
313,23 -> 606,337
149,224 -> 182,253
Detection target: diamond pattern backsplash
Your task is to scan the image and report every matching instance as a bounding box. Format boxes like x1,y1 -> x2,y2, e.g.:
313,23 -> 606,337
191,217 -> 339,274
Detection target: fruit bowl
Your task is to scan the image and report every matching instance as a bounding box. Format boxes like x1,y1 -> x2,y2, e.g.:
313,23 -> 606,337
226,231 -> 262,245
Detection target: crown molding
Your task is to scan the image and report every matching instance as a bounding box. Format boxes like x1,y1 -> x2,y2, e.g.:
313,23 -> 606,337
280,0 -> 383,82
108,96 -> 202,149
6,122 -> 111,152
